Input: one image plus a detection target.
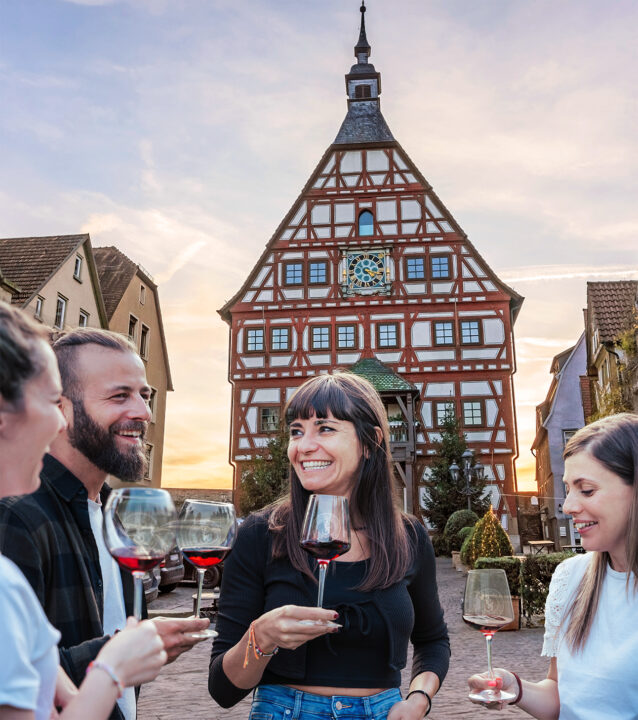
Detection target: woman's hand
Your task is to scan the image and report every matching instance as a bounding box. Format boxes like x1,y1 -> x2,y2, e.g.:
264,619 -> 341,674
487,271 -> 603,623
252,604 -> 341,653
96,617 -> 167,688
468,669 -> 517,710
387,693 -> 431,720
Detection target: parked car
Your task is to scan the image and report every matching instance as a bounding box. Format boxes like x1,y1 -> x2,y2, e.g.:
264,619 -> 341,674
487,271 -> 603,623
182,556 -> 222,589
143,566 -> 160,605
159,547 -> 184,593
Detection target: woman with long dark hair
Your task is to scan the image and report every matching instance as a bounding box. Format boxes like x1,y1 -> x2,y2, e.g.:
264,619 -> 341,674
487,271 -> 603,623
209,372 -> 450,720
468,413 -> 638,718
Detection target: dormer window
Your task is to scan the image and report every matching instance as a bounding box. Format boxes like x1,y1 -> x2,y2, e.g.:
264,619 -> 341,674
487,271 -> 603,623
358,210 -> 374,236
354,84 -> 371,99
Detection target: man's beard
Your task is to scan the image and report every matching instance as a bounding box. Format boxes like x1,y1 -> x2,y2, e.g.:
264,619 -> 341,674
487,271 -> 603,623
68,398 -> 147,482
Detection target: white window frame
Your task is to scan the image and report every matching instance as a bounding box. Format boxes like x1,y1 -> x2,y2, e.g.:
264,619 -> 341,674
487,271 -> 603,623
140,324 -> 150,359
34,296 -> 44,320
128,314 -> 138,343
54,295 -> 67,329
73,254 -> 83,281
139,284 -> 146,305
78,309 -> 89,328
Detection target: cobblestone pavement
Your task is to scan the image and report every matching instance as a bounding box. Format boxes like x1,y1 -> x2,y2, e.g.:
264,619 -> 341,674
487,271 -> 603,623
138,559 -> 550,719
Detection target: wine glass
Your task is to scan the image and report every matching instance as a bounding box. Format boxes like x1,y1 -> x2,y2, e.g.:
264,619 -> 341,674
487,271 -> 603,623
300,494 -> 351,608
463,569 -> 516,704
177,500 -> 237,639
103,488 -> 177,621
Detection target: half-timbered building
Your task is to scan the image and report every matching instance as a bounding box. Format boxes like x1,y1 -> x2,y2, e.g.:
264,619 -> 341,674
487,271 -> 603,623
219,4 -> 523,533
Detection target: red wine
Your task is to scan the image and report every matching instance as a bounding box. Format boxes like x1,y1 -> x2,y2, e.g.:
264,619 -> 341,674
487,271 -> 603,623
182,546 -> 230,569
462,614 -> 512,635
111,549 -> 164,573
300,539 -> 351,561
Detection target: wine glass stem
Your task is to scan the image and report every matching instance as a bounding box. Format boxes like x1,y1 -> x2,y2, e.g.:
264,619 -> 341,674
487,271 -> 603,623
485,632 -> 495,682
195,568 -> 205,618
133,571 -> 144,621
317,560 -> 329,607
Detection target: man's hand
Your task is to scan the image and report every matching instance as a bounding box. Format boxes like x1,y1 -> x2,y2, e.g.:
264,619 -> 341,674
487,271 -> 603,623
151,616 -> 211,662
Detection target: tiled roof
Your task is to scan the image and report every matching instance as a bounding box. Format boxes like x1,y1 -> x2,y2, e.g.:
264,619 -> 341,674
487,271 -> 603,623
334,102 -> 395,144
93,246 -> 138,320
0,235 -> 87,306
349,357 -> 416,392
588,281 -> 638,343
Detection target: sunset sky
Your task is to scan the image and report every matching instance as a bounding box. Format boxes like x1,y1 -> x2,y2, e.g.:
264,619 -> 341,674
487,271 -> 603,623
1,0 -> 636,492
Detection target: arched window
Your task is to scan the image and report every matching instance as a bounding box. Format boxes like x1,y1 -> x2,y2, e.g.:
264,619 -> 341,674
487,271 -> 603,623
358,210 -> 374,236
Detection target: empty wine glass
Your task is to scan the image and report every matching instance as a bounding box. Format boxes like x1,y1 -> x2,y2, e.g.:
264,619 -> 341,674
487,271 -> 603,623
103,488 -> 177,620
300,494 -> 351,608
177,500 -> 237,639
463,569 -> 516,704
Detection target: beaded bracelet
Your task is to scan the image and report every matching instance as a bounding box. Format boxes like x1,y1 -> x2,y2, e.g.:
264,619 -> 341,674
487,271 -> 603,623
405,689 -> 432,717
87,660 -> 124,698
510,672 -> 523,705
243,621 -> 279,668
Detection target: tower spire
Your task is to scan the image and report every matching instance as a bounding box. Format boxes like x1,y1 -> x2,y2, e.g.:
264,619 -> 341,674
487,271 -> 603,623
355,1 -> 371,61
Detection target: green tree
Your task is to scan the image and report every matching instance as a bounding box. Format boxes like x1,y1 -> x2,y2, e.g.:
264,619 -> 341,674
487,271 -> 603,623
238,425 -> 290,516
465,505 -> 514,568
422,413 -> 490,534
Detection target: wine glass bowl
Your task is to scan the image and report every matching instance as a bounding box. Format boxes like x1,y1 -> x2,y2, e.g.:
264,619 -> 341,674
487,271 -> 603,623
177,500 -> 237,639
463,569 -> 515,704
103,488 -> 177,620
300,494 -> 351,608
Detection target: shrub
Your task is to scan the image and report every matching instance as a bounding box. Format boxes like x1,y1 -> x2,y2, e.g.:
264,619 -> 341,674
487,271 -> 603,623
520,551 -> 575,625
460,526 -> 475,566
458,526 -> 474,544
444,509 -> 479,550
431,533 -> 451,557
465,506 -> 514,569
474,556 -> 523,597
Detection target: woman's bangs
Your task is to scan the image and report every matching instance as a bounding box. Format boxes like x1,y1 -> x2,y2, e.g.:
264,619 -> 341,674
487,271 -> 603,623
285,378 -> 356,425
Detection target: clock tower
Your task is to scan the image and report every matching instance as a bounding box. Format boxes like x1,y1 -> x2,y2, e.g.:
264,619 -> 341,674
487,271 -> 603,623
219,3 -> 524,539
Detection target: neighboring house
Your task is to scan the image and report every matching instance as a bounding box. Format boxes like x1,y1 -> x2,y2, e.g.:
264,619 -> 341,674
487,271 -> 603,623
94,246 -> 173,489
218,5 -> 524,537
585,281 -> 638,417
531,334 -> 586,549
0,234 -> 107,330
0,267 -> 18,303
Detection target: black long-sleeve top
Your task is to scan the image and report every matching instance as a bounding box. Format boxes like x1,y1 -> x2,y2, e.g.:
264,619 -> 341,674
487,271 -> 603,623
208,513 -> 450,708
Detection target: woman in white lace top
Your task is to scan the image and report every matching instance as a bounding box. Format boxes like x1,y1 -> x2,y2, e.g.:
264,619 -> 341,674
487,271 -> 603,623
468,413 -> 638,719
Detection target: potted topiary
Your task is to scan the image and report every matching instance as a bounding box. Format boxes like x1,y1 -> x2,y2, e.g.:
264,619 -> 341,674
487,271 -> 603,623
444,509 -> 479,569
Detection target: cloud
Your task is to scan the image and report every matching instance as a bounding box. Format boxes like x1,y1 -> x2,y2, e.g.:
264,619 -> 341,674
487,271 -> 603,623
499,265 -> 638,284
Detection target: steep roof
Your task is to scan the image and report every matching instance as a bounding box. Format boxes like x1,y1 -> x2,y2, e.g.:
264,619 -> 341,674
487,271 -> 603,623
587,281 -> 638,343
0,234 -> 87,306
349,357 -> 417,393
93,246 -> 138,320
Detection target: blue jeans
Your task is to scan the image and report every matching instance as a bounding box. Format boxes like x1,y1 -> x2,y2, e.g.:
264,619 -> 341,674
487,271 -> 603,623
249,685 -> 402,720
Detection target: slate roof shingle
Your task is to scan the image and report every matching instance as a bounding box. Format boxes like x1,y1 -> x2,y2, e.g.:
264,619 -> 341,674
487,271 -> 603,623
93,246 -> 139,320
349,357 -> 417,393
588,281 -> 638,343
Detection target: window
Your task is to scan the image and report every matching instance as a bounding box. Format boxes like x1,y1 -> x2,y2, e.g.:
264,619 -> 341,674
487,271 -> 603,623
149,388 -> 157,423
54,295 -> 67,329
463,401 -> 484,426
78,310 -> 89,328
405,256 -> 425,280
354,84 -> 371,99
260,407 -> 280,433
144,443 -> 154,481
284,262 -> 303,286
434,321 -> 454,345
337,324 -> 357,349
308,262 -> 328,285
128,315 -> 138,342
246,328 -> 264,352
563,429 -> 578,447
73,255 -> 83,281
435,401 -> 455,427
377,323 -> 398,348
460,320 -> 481,344
140,324 -> 150,358
311,326 -> 330,350
271,327 -> 290,352
358,210 -> 374,237
431,255 -> 451,279
34,296 -> 43,320
140,284 -> 146,305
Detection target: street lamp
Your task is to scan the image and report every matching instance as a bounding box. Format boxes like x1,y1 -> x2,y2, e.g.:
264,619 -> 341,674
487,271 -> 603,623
449,449 -> 485,511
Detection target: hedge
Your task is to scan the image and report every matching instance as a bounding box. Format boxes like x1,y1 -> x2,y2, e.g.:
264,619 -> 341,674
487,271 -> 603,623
520,551 -> 575,624
474,556 -> 522,597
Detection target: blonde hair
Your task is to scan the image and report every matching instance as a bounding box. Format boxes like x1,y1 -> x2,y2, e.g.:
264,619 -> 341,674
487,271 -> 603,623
562,414 -> 638,651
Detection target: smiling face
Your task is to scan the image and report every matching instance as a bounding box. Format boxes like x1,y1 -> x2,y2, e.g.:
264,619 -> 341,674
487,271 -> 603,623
63,345 -> 152,481
562,450 -> 634,571
287,411 -> 364,498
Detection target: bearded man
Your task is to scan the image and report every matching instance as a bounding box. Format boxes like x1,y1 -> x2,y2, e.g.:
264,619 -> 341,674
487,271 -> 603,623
0,329 -> 208,720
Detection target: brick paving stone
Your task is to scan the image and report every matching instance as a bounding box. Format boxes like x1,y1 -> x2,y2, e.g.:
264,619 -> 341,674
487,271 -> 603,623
138,559 -> 550,719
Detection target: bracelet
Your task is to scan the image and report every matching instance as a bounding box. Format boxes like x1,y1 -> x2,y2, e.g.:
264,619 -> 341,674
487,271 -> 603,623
87,661 -> 124,698
405,689 -> 432,717
510,672 -> 523,705
243,621 -> 279,668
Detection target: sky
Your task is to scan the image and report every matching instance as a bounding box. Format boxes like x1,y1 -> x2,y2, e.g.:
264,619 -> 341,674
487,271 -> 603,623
1,0 -> 637,492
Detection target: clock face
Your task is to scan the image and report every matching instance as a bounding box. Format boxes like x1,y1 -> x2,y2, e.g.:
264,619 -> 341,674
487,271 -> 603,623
347,252 -> 385,289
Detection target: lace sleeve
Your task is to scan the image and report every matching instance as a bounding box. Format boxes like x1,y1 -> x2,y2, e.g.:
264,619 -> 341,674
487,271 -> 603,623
541,558 -> 573,657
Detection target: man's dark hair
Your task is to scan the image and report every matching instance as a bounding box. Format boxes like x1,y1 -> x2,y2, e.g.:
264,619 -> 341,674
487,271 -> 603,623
52,328 -> 137,400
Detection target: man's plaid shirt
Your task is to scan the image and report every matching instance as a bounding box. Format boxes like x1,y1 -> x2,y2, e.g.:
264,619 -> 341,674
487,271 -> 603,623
0,454 -> 140,718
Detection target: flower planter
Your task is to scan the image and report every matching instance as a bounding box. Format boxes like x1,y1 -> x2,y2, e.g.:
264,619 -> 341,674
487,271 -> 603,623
451,551 -> 461,569
500,596 -> 520,631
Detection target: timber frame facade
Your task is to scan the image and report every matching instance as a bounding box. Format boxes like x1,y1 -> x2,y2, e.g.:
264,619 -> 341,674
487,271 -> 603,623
219,4 -> 523,532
